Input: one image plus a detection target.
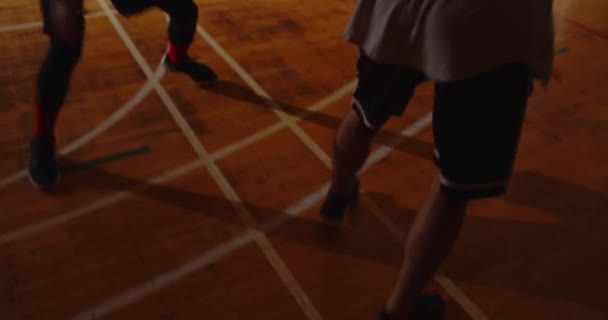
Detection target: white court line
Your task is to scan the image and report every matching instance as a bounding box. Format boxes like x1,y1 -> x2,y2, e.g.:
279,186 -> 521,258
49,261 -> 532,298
209,80 -> 356,161
195,25 -> 332,166
70,181 -> 330,320
435,275 -> 490,320
195,23 -> 489,320
0,10 -> 113,33
0,65 -> 165,188
0,160 -> 205,244
70,112 -> 435,320
96,1 -> 322,319
0,20 -> 46,33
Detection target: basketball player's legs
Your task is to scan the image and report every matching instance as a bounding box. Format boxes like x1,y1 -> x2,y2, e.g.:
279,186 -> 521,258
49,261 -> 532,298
29,0 -> 85,190
111,0 -> 217,83
320,51 -> 424,220
382,63 -> 532,320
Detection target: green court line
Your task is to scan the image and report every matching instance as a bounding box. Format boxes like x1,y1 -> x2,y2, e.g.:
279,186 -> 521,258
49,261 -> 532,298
64,146 -> 151,173
555,47 -> 569,55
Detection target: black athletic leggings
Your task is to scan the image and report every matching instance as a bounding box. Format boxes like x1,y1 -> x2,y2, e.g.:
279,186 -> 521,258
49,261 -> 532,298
36,0 -> 198,112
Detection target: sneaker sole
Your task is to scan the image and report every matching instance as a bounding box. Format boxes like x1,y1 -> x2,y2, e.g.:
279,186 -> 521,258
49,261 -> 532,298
27,171 -> 61,191
162,55 -> 219,86
320,180 -> 361,222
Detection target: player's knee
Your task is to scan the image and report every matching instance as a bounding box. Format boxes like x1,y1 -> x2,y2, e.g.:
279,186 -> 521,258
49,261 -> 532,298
164,0 -> 197,25
332,139 -> 342,158
189,1 -> 199,19
175,0 -> 198,26
332,139 -> 356,165
47,1 -> 85,46
352,107 -> 386,133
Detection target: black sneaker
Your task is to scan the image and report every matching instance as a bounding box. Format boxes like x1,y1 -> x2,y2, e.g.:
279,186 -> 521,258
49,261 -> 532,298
163,54 -> 218,85
320,179 -> 360,221
28,136 -> 60,190
379,294 -> 445,320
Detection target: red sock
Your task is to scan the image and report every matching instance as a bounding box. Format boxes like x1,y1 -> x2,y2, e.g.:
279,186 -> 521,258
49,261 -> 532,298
168,42 -> 189,64
33,102 -> 59,139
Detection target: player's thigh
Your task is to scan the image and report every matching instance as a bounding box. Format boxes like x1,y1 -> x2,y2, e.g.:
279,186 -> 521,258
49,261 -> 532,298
432,63 -> 531,198
110,0 -> 155,16
41,0 -> 85,45
352,51 -> 425,131
110,0 -> 196,19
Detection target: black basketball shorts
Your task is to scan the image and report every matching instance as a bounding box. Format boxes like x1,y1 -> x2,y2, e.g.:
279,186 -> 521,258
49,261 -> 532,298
352,52 -> 532,198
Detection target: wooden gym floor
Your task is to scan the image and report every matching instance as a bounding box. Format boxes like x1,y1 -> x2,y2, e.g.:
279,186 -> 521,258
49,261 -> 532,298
0,0 -> 607,319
